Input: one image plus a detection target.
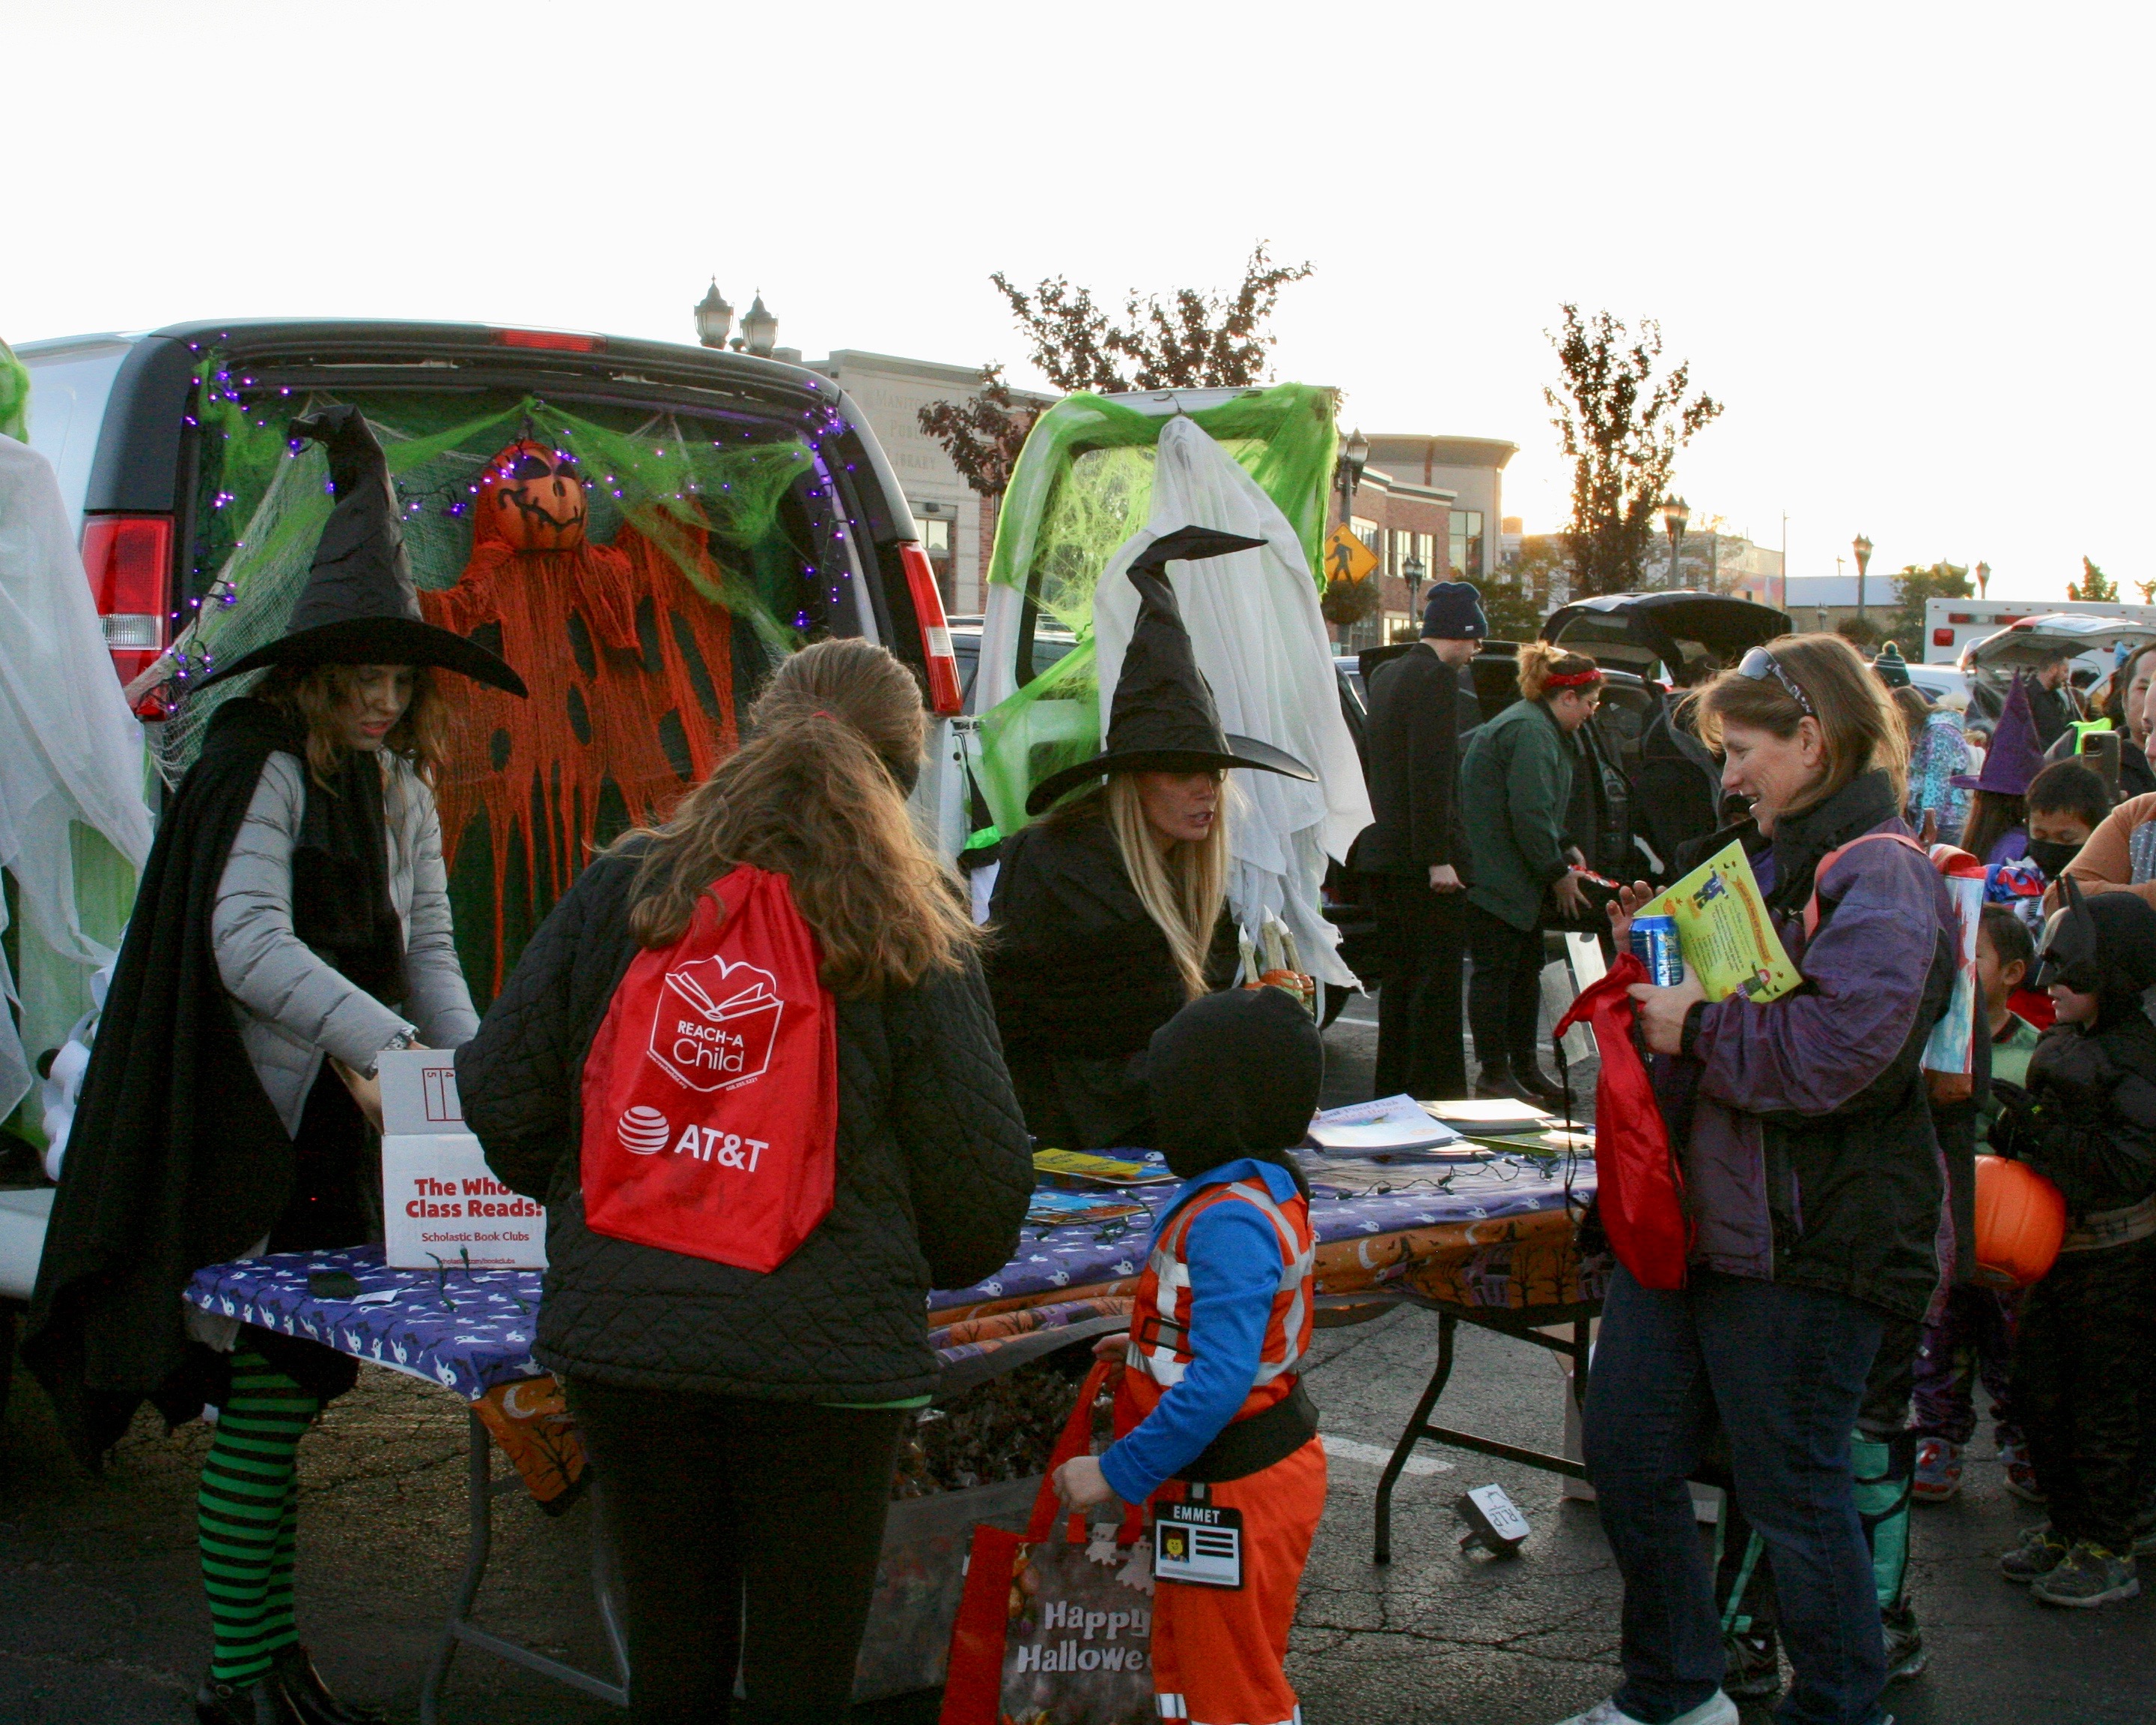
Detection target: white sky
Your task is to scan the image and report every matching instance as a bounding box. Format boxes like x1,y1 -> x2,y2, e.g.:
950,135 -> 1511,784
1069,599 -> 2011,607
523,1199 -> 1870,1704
9,0 -> 2149,603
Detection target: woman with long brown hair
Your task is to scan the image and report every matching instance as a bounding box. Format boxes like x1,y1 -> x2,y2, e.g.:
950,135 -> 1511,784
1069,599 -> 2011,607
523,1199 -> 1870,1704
457,636 -> 1034,1724
28,407 -> 525,1725
984,529 -> 1316,1151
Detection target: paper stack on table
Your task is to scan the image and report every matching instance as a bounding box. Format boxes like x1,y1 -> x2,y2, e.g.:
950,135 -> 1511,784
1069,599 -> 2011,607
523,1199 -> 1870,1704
1305,1095 -> 1466,1158
1421,1097 -> 1553,1133
1032,1149 -> 1178,1187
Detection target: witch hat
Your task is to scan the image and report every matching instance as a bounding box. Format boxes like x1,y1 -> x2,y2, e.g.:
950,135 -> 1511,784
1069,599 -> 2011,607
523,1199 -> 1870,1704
1025,524 -> 1316,815
1952,670 -> 2042,795
198,406 -> 527,696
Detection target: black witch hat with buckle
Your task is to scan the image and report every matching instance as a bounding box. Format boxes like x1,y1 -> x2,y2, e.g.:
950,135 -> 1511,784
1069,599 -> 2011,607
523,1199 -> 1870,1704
1025,524 -> 1316,815
196,406 -> 528,696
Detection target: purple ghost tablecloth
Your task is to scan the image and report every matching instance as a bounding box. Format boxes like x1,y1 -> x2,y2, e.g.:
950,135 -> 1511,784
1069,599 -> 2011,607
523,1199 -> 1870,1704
182,1146 -> 1592,1402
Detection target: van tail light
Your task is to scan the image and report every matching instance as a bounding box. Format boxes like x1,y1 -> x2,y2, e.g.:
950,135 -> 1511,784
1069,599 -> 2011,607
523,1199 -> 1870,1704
80,514 -> 175,715
898,541 -> 963,715
1933,627 -> 1954,647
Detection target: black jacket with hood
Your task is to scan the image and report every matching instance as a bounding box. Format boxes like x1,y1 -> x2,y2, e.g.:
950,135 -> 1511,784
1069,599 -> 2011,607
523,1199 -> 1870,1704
456,849 -> 1035,1402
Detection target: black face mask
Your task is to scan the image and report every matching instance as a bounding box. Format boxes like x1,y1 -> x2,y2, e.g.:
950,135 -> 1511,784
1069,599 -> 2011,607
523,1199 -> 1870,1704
2025,839 -> 2083,880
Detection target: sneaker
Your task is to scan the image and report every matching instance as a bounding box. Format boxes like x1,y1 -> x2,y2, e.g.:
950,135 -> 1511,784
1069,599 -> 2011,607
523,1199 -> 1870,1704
1911,1438 -> 1962,1503
1550,1695 -> 1738,1725
2030,1542 -> 2140,1608
1722,1626 -> 1780,1700
1997,1522 -> 2069,1583
1998,1440 -> 2047,1504
1881,1601 -> 1927,1682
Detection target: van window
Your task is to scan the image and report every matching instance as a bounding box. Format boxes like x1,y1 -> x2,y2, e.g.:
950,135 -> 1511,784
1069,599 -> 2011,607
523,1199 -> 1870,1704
171,380 -> 855,997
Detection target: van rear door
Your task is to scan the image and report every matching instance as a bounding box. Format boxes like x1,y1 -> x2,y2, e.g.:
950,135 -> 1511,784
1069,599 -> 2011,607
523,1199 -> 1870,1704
57,318 -> 923,997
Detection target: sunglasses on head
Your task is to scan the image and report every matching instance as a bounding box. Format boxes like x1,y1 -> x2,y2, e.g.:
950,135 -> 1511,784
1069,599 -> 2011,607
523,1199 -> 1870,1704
1736,646 -> 1814,717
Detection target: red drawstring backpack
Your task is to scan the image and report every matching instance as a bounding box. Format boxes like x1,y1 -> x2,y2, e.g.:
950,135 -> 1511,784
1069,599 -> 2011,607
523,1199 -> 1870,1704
579,864 -> 838,1272
1553,952 -> 1692,1291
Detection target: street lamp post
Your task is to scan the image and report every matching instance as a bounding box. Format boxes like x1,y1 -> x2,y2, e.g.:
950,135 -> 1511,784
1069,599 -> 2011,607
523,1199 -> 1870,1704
1975,560 -> 1991,600
1853,534 -> 1874,627
1336,428 -> 1369,537
693,279 -> 733,349
1661,497 -> 1690,588
1331,429 -> 1370,649
1402,551 -> 1426,637
737,292 -> 778,357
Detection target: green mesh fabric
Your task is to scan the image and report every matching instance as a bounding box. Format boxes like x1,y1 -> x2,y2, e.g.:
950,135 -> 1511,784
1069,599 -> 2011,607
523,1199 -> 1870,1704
0,339 -> 28,443
974,383 -> 1336,832
153,356 -> 814,783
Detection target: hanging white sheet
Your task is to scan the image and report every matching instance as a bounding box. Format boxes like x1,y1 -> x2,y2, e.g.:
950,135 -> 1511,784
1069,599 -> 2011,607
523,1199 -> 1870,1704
0,433 -> 152,1128
1091,417 -> 1371,988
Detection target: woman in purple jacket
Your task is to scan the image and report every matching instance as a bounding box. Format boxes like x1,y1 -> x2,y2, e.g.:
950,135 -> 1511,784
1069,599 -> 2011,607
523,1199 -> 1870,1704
1552,636 -> 1955,1725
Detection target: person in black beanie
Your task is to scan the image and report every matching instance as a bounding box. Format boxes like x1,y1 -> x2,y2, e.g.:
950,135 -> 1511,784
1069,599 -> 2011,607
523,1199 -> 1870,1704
1353,582 -> 1487,1099
1054,987 -> 1326,1725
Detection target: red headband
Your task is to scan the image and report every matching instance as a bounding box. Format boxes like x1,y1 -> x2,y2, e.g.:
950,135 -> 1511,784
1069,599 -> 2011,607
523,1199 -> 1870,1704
1542,669 -> 1603,688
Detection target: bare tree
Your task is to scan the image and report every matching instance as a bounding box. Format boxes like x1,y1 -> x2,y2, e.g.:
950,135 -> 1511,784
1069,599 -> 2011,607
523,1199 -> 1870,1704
1544,307 -> 1723,597
920,245 -> 1312,496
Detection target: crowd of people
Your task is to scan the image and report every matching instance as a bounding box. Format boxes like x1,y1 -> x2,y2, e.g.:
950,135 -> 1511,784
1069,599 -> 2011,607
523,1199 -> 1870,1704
16,418 -> 2154,1725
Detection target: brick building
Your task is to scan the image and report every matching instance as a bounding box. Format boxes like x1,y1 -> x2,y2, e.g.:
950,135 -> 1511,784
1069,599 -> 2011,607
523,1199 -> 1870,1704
1327,434 -> 1519,651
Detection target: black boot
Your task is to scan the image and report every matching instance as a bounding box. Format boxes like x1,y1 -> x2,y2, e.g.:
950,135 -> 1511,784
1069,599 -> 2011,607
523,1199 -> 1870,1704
271,1646 -> 385,1725
1474,1062 -> 1535,1102
195,1671 -> 305,1725
1511,1059 -> 1571,1104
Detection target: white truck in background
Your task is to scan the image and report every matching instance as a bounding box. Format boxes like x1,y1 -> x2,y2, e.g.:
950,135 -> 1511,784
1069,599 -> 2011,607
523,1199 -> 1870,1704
1925,594 -> 2156,663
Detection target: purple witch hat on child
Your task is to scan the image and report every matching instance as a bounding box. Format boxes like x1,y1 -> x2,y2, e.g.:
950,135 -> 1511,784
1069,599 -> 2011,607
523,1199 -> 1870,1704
1953,670 -> 2047,795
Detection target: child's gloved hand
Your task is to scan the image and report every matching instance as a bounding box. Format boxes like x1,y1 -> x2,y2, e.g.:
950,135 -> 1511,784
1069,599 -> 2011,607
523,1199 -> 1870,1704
1053,1454 -> 1121,1512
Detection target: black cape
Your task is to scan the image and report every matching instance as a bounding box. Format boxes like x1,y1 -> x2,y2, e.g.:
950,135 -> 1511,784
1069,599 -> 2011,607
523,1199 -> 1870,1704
984,799 -> 1235,1151
25,699 -> 398,1463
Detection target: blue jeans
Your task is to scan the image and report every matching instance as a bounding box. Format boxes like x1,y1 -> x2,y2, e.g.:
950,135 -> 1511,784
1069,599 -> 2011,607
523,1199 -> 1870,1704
1584,1266 -> 1887,1725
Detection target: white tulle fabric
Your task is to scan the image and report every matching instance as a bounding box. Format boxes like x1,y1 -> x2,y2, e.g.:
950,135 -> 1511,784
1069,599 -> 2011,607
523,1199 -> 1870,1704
0,434 -> 151,1138
1091,417 -> 1371,988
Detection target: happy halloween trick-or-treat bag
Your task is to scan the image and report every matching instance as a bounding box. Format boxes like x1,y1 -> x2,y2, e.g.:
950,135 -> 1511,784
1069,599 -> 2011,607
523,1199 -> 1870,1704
940,1360 -> 1156,1725
579,864 -> 836,1272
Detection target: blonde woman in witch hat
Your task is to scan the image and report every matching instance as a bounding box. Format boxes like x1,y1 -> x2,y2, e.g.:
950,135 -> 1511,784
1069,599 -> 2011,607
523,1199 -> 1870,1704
25,406 -> 524,1725
985,526 -> 1317,1152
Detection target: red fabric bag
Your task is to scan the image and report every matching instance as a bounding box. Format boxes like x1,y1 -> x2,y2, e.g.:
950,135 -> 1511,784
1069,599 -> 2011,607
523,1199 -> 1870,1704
1553,952 -> 1692,1291
578,864 -> 837,1273
940,1360 -> 1154,1725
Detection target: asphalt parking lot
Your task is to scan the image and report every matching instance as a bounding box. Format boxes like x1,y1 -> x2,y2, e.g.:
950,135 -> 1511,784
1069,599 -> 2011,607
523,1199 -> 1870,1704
0,995 -> 2147,1723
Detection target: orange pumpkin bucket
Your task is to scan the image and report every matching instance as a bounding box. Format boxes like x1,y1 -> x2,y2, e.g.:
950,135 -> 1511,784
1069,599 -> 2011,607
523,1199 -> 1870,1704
1972,1153 -> 2068,1289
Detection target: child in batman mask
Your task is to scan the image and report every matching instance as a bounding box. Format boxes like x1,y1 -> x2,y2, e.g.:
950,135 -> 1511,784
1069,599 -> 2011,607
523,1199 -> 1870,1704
1991,882 -> 2156,1606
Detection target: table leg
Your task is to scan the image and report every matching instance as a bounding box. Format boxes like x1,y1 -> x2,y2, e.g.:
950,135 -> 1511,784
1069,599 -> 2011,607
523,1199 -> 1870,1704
419,1410 -> 493,1725
1373,1314 -> 1458,1565
588,1481 -> 632,1690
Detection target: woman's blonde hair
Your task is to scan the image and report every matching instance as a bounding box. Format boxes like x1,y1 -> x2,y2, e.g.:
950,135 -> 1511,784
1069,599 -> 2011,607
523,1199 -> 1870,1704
1696,633 -> 1908,815
1079,773 -> 1228,1000
261,662 -> 450,787
615,638 -> 975,998
1515,640 -> 1600,703
1890,683 -> 1933,744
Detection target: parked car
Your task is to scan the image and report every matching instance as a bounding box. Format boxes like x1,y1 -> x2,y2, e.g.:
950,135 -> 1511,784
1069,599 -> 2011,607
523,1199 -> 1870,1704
18,318 -> 954,999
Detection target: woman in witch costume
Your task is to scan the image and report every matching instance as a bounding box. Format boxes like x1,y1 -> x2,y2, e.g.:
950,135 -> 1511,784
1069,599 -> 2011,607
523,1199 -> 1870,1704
25,407 -> 526,1725
984,527 -> 1315,1151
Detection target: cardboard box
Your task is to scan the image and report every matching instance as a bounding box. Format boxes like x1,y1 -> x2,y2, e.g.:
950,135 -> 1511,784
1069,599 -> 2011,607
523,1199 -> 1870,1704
378,1050 -> 546,1271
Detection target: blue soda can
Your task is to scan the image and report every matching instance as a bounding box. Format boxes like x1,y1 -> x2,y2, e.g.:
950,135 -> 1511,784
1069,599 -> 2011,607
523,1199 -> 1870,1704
1629,915 -> 1684,987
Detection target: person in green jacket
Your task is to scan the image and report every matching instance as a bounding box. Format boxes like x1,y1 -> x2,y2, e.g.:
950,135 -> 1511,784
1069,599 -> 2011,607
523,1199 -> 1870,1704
1460,641 -> 1605,1100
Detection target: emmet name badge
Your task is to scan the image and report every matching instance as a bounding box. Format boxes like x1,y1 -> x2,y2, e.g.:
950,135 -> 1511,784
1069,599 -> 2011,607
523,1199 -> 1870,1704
1153,1497 -> 1243,1589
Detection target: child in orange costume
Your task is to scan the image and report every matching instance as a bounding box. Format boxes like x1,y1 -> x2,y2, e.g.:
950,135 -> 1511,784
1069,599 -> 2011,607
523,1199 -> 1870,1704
1055,987 -> 1328,1725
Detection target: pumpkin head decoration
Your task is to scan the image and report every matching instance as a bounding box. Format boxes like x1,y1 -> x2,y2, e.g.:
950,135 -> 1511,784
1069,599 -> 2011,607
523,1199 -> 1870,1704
1972,1153 -> 2067,1289
478,439 -> 589,553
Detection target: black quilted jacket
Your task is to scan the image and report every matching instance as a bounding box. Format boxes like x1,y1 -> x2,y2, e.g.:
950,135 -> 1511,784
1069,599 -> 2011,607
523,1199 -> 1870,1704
455,851 -> 1034,1402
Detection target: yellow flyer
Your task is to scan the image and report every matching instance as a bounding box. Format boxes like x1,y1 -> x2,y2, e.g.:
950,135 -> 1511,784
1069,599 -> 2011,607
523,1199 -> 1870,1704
1639,842 -> 1802,1003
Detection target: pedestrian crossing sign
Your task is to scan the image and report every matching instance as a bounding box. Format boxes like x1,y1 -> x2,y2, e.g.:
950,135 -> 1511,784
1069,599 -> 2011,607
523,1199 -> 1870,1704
1325,526 -> 1377,585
